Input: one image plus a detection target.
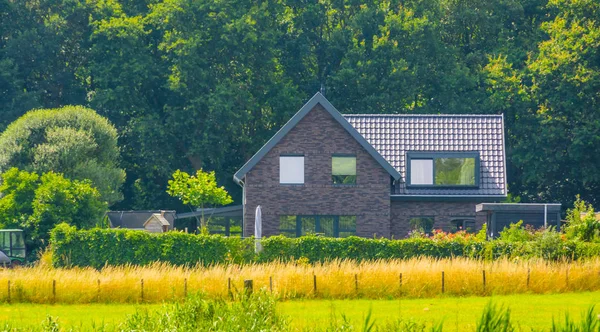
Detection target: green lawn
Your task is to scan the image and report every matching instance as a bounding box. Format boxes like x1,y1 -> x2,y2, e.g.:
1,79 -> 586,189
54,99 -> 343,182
0,292 -> 598,330
279,292 -> 600,331
0,303 -> 163,329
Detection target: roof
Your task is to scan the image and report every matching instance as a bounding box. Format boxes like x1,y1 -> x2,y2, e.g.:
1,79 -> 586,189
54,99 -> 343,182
106,211 -> 176,229
233,92 -> 401,183
144,214 -> 171,227
176,205 -> 243,219
344,114 -> 507,197
476,203 -> 561,213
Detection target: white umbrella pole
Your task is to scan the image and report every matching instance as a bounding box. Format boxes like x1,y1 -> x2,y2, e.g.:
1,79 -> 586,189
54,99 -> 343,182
255,205 -> 263,253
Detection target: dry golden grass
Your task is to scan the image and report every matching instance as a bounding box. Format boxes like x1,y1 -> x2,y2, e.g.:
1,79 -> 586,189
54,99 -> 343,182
0,258 -> 599,304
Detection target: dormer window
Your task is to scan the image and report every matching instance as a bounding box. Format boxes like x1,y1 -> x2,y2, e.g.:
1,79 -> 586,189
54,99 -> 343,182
407,152 -> 479,188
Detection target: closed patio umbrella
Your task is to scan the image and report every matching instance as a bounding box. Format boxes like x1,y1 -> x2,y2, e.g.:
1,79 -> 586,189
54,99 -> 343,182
255,205 -> 262,253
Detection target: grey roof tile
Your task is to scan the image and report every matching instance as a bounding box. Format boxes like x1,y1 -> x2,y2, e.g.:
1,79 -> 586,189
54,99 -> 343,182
343,114 -> 506,196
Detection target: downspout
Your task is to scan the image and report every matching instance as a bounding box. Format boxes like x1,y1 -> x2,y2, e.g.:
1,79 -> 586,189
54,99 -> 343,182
234,175 -> 245,238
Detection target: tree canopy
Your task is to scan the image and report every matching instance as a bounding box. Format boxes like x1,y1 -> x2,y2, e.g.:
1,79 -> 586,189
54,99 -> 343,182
1,0 -> 599,209
0,106 -> 125,206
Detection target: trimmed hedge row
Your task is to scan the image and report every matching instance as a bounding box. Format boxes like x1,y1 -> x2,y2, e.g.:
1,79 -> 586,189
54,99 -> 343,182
50,224 -> 254,268
50,224 -> 600,268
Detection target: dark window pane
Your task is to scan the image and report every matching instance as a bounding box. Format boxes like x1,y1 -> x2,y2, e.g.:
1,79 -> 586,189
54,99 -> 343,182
338,216 -> 356,232
0,232 -> 8,251
208,217 -> 227,234
300,216 -> 316,236
435,158 -> 475,185
332,175 -> 357,184
319,217 -> 335,237
409,217 -> 434,234
279,215 -> 297,237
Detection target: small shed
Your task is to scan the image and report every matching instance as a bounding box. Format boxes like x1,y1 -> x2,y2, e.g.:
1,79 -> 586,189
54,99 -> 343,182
476,203 -> 562,238
143,213 -> 171,233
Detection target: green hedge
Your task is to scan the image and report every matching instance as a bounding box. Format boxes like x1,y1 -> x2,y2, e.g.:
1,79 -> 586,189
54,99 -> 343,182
50,223 -> 254,268
50,224 -> 600,268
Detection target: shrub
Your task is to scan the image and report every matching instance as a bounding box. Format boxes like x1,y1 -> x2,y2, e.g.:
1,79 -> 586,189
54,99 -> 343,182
564,196 -> 600,242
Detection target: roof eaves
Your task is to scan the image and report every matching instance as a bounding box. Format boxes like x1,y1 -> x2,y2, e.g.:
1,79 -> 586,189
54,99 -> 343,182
233,92 -> 401,183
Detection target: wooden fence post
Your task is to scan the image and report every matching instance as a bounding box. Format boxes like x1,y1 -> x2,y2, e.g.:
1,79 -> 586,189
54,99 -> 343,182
313,274 -> 317,295
52,280 -> 56,303
441,271 -> 445,294
97,279 -> 100,302
269,276 -> 273,294
228,277 -> 232,299
527,268 -> 531,289
140,279 -> 144,302
482,270 -> 486,293
244,280 -> 253,294
184,278 -> 187,298
355,274 -> 358,293
7,280 -> 10,304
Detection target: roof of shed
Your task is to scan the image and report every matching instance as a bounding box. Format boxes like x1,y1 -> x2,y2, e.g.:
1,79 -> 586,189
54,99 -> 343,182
107,211 -> 176,229
344,114 -> 507,196
144,213 -> 171,227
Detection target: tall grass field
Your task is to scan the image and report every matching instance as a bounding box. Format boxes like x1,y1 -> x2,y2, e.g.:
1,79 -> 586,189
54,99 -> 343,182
1,258 -> 600,304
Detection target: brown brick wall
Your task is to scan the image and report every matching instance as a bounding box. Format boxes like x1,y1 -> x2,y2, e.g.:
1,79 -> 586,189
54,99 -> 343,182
390,201 -> 486,238
243,104 -> 391,238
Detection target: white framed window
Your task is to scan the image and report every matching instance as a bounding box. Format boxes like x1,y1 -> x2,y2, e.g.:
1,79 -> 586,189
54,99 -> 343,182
280,156 -> 304,184
410,159 -> 433,185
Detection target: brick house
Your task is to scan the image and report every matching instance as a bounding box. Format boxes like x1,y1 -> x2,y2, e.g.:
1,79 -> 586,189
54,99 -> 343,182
233,92 -> 507,238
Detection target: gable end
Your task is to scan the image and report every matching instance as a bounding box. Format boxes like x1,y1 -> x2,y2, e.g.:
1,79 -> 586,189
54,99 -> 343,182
233,92 -> 400,184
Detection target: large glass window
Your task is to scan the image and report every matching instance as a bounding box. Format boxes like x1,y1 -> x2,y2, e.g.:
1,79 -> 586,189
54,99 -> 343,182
280,156 -> 304,184
332,155 -> 356,184
279,215 -> 356,237
407,153 -> 479,187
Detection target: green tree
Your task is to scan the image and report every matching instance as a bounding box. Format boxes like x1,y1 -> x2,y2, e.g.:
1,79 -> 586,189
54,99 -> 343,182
0,106 -> 125,206
0,168 -> 106,253
167,169 -> 233,232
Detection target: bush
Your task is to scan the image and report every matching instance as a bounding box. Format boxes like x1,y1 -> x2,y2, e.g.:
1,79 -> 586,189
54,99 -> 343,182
0,168 -> 106,255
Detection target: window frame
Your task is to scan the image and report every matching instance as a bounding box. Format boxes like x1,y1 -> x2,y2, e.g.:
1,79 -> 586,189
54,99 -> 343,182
331,154 -> 357,185
406,152 -> 480,188
408,216 -> 435,234
450,218 -> 476,233
279,154 -> 305,185
279,215 -> 357,238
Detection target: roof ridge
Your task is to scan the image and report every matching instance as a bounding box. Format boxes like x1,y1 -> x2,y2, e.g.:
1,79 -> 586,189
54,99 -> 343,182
343,114 -> 502,117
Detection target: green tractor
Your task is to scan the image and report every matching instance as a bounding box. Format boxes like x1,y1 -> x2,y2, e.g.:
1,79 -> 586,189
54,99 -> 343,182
0,229 -> 26,267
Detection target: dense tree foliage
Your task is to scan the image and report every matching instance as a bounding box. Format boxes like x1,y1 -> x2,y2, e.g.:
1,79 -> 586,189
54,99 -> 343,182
1,0 -> 598,209
0,106 -> 125,205
0,168 -> 106,253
